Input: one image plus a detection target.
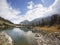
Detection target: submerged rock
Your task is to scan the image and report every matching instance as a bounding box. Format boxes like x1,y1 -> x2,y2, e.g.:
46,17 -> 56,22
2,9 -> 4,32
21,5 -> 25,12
0,31 -> 13,45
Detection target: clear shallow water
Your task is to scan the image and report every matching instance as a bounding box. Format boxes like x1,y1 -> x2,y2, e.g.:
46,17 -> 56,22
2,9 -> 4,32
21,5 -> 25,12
0,28 -> 36,45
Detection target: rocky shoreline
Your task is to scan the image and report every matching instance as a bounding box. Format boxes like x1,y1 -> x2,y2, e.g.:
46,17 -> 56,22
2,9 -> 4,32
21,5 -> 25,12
0,29 -> 60,45
34,32 -> 60,45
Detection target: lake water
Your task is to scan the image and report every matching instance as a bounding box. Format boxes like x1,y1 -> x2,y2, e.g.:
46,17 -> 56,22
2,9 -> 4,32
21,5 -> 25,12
0,28 -> 60,45
0,28 -> 36,45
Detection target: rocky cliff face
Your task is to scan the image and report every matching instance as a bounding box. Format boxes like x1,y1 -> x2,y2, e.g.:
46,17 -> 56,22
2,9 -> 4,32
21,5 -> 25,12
0,32 -> 13,45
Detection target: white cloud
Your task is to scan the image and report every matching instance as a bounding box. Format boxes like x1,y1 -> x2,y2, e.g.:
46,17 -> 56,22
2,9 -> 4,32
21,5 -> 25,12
50,0 -> 60,14
23,0 -> 60,21
0,0 -> 60,24
0,0 -> 21,24
24,1 -> 52,21
27,1 -> 34,9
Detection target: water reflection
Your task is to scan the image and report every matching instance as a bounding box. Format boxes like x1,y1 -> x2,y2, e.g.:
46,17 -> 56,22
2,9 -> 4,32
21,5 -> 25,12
1,28 -> 35,45
1,28 -> 60,45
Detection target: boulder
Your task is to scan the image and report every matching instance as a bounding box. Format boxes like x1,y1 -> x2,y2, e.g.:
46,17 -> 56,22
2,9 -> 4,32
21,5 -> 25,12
0,31 -> 13,45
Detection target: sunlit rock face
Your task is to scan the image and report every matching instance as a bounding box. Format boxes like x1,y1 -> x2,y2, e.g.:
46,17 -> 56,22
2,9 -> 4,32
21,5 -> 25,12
0,32 -> 13,45
35,32 -> 60,45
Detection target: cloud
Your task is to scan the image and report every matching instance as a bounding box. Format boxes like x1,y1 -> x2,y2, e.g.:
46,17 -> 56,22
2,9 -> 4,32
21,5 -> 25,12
27,1 -> 34,10
24,1 -> 52,21
50,0 -> 60,14
0,0 -> 60,24
23,0 -> 60,21
0,0 -> 21,24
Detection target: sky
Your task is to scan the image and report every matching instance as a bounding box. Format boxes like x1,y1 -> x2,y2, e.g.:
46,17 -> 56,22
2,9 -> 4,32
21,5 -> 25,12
0,0 -> 60,24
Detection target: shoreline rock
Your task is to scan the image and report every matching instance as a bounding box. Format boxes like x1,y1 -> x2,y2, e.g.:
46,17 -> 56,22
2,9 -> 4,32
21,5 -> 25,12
35,33 -> 60,45
0,31 -> 13,45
